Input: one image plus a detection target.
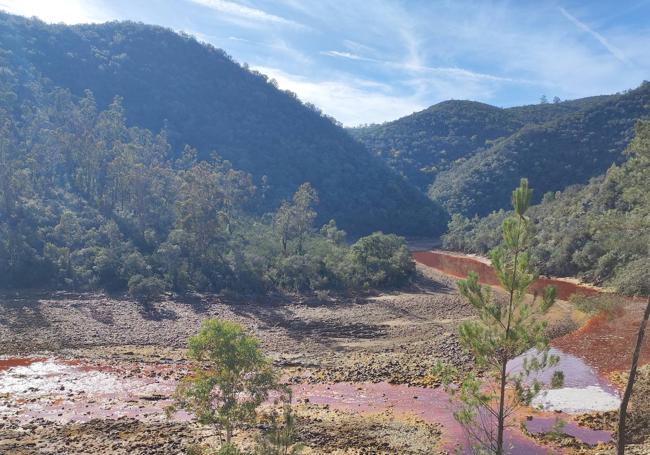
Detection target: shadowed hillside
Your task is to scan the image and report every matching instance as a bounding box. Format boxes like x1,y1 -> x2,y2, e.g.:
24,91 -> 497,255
0,12 -> 444,236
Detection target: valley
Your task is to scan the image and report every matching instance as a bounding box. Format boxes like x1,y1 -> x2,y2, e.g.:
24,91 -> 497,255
1,258 -> 648,454
0,7 -> 649,455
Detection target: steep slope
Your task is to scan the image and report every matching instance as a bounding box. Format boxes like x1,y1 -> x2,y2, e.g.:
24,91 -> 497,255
429,82 -> 650,217
0,13 -> 444,236
349,100 -> 523,189
348,95 -> 614,191
442,120 -> 650,295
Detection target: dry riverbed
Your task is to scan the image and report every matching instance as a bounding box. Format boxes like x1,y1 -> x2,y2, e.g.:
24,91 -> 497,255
0,264 -> 647,454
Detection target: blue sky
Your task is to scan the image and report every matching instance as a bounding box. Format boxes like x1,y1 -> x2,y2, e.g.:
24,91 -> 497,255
1,0 -> 649,125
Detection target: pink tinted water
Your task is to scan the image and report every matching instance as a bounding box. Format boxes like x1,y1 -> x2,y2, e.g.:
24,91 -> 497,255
292,382 -> 569,454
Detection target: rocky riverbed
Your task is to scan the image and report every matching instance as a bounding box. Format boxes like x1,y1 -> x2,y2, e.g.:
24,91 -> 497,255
0,264 -> 647,454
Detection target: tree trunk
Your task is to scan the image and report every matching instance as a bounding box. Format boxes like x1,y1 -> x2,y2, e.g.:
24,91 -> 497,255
617,295 -> 650,455
496,356 -> 508,454
226,425 -> 233,444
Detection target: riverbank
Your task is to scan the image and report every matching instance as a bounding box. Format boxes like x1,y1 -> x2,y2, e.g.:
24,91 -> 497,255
0,262 -> 647,454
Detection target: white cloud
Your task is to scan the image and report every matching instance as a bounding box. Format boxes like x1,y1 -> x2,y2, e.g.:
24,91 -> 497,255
187,0 -> 305,29
320,50 -> 371,61
253,66 -> 425,126
559,7 -> 629,64
0,0 -> 112,24
321,48 -> 536,85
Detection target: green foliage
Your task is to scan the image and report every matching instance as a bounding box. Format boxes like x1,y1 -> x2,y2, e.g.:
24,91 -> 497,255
127,275 -> 166,302
429,83 -> 650,217
351,92 -> 619,205
347,232 -> 415,288
0,62 -> 416,295
255,394 -> 303,455
435,179 -> 559,454
443,120 -> 650,296
0,12 -> 445,237
273,183 -> 318,256
170,319 -> 279,445
349,101 -> 524,189
551,371 -> 565,389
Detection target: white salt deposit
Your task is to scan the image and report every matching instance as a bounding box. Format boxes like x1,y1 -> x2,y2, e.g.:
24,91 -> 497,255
0,360 -> 125,396
0,359 -> 165,397
532,386 -> 621,413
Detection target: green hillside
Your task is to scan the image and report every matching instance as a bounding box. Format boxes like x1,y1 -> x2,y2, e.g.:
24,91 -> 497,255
429,83 -> 650,216
442,120 -> 650,295
0,12 -> 444,236
349,95 -> 615,191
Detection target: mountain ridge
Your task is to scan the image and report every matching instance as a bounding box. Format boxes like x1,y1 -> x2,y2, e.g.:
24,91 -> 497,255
0,12 -> 444,236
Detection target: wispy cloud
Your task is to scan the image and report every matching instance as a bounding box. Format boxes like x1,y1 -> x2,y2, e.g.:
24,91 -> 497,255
322,48 -> 536,85
320,50 -> 372,61
188,0 -> 305,29
253,66 -> 425,126
559,6 -> 629,64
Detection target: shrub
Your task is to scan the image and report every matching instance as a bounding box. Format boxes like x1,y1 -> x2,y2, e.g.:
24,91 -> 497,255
347,232 -> 415,288
127,275 -> 166,302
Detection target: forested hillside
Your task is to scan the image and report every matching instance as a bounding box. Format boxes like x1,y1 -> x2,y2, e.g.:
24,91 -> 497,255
349,95 -> 614,190
0,21 -> 420,294
349,101 -> 522,189
443,120 -> 650,295
0,12 -> 443,236
429,83 -> 650,216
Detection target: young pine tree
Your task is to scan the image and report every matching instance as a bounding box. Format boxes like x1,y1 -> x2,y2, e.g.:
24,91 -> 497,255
255,391 -> 304,455
436,178 -> 559,454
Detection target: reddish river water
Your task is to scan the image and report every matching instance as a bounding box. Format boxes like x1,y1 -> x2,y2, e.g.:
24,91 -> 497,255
0,356 -> 612,454
2,250 -> 645,453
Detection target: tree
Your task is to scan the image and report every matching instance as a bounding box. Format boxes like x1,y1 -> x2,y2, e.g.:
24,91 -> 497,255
616,121 -> 650,455
127,274 -> 166,303
273,183 -> 318,255
552,96 -> 561,104
348,232 -> 415,288
539,94 -> 548,104
291,183 -> 318,254
436,179 -> 559,454
618,296 -> 650,455
255,392 -> 303,455
273,201 -> 294,256
169,319 -> 279,446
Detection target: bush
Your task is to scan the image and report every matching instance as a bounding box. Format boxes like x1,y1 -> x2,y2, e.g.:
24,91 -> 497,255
347,232 -> 415,288
267,255 -> 330,291
127,275 -> 166,302
609,258 -> 650,296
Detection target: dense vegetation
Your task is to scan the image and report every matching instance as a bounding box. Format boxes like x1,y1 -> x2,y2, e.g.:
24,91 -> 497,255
351,84 -> 648,219
0,66 -> 416,295
349,101 -> 523,189
0,12 -> 444,236
349,96 -> 613,191
429,83 -> 650,216
443,121 -> 650,295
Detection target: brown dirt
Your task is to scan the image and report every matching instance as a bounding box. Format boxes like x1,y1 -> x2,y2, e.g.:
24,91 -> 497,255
0,418 -> 213,454
0,262 -> 622,455
0,266 -> 476,387
0,266 -> 471,454
295,405 -> 444,455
